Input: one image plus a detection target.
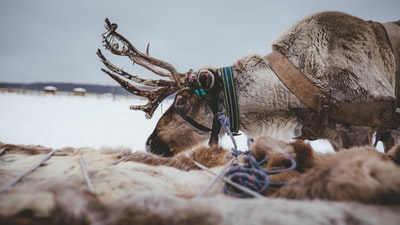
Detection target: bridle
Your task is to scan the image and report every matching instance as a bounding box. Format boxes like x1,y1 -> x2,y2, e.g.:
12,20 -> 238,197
173,66 -> 240,146
173,106 -> 212,132
172,86 -> 222,146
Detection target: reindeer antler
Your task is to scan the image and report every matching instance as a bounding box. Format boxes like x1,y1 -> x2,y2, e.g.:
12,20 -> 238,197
98,18 -> 187,118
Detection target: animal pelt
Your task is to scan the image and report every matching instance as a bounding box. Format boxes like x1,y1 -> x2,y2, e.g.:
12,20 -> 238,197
1,141 -> 400,225
124,144 -> 232,171
127,137 -> 400,201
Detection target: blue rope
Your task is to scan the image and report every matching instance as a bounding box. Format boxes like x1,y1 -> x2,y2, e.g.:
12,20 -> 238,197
224,152 -> 297,198
218,114 -> 240,156
217,113 -> 297,198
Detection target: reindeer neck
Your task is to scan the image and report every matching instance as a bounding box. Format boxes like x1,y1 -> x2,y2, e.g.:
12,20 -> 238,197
233,61 -> 306,113
230,55 -> 307,140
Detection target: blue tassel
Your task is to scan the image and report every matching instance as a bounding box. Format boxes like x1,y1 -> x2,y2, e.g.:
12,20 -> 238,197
195,88 -> 206,96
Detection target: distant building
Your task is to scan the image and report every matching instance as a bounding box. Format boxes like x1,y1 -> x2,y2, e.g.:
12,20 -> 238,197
72,87 -> 86,96
43,86 -> 57,95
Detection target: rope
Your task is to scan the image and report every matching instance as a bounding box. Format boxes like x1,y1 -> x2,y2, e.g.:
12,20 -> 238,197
224,152 -> 297,198
194,160 -> 265,198
216,114 -> 297,198
218,114 -> 240,156
195,113 -> 245,197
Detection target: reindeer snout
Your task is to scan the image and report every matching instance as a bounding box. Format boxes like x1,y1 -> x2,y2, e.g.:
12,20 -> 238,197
146,131 -> 174,157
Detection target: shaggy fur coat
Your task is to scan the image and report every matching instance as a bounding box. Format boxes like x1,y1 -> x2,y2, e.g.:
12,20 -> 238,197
1,139 -> 400,225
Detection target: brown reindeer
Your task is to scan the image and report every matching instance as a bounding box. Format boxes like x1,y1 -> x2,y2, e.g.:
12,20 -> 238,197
98,11 -> 400,156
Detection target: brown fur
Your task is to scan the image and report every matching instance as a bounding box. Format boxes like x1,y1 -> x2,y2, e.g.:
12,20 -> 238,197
387,143 -> 400,165
125,145 -> 231,171
248,137 -> 400,203
274,150 -> 400,203
126,136 -> 400,201
1,141 -> 400,224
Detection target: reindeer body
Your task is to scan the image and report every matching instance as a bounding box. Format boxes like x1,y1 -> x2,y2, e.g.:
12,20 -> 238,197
98,11 -> 399,155
232,11 -> 396,151
150,11 -> 396,153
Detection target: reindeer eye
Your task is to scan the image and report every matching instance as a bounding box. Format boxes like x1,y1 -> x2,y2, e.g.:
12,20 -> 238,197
177,98 -> 186,106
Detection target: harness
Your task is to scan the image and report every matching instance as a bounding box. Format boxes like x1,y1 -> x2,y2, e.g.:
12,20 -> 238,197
177,21 -> 400,142
173,107 -> 212,132
176,67 -> 241,146
265,21 -> 400,139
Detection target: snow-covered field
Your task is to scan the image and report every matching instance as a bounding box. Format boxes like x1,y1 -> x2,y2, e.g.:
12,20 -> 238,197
0,92 -> 355,153
1,92 -> 159,151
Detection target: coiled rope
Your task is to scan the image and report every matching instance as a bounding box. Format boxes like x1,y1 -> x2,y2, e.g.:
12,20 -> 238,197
195,114 -> 297,198
218,114 -> 297,198
224,152 -> 296,198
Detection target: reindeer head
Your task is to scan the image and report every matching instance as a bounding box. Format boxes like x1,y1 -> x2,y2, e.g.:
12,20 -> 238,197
97,18 -> 222,156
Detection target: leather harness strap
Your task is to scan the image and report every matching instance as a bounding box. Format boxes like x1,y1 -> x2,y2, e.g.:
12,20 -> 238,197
174,106 -> 212,132
265,50 -> 397,129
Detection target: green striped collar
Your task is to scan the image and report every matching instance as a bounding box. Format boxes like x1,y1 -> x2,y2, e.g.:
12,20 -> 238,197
220,66 -> 240,135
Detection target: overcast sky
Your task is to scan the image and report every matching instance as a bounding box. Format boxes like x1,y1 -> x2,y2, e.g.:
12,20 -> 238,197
0,0 -> 399,85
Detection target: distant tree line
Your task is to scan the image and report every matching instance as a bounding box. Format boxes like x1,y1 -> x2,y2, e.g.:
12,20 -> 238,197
0,82 -> 132,95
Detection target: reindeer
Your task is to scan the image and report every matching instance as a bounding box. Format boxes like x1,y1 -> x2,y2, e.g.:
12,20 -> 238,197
98,11 -> 400,156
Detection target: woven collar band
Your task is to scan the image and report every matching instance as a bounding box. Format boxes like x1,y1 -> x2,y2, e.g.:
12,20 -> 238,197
220,66 -> 240,134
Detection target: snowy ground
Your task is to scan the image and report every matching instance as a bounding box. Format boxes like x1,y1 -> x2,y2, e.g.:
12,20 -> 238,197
0,92 -> 378,153
1,92 -> 158,151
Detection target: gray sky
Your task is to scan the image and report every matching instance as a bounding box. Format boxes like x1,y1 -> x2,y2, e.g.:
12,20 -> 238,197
0,0 -> 399,85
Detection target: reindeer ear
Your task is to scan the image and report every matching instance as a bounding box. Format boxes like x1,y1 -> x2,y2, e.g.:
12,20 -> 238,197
197,69 -> 217,91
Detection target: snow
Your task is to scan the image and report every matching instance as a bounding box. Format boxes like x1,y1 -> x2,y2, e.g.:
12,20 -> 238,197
43,86 -> 57,91
1,92 -> 156,151
72,87 -> 86,93
1,92 -> 380,153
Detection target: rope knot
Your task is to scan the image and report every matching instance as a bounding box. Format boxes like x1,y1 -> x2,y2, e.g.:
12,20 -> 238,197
223,152 -> 297,198
224,152 -> 269,198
